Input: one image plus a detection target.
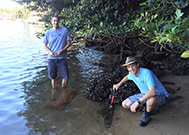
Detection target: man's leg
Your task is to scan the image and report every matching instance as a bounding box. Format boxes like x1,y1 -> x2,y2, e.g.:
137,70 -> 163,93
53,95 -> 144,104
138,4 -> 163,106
51,78 -> 57,88
122,98 -> 132,109
62,79 -> 68,88
51,87 -> 57,100
58,59 -> 69,88
48,59 -> 58,88
138,96 -> 157,127
122,93 -> 145,109
146,96 -> 158,112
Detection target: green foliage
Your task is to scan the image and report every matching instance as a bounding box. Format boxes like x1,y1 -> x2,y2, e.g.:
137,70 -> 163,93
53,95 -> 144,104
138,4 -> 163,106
37,0 -> 188,54
132,0 -> 189,52
181,50 -> 189,58
58,0 -> 142,41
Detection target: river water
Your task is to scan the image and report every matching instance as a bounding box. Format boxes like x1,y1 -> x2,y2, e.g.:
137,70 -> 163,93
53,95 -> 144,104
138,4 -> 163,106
0,20 -> 118,135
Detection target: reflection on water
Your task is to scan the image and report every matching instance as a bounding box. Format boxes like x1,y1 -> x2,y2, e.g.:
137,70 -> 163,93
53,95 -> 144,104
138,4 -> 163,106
0,20 -> 117,135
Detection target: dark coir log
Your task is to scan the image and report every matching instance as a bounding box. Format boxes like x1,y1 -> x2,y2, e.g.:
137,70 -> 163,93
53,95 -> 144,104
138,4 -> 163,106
84,66 -> 128,101
84,73 -> 115,101
84,67 -> 140,127
109,81 -> 140,104
84,65 -> 140,128
84,64 -> 140,102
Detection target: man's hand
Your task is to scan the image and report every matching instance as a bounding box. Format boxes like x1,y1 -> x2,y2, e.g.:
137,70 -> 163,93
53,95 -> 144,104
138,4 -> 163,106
130,101 -> 139,112
50,52 -> 56,57
113,84 -> 119,91
55,51 -> 61,56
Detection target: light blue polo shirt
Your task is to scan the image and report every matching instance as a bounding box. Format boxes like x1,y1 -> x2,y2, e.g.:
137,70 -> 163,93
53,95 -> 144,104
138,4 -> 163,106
128,67 -> 169,97
43,27 -> 70,59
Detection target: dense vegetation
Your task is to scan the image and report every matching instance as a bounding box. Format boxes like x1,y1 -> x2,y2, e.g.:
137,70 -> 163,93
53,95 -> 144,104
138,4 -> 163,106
16,0 -> 189,57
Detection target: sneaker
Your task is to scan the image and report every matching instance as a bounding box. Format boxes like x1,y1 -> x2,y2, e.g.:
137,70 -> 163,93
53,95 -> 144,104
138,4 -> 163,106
138,111 -> 151,127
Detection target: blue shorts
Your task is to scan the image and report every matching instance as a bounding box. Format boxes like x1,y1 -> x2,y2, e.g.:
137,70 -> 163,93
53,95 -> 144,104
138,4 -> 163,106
48,59 -> 69,79
128,93 -> 167,107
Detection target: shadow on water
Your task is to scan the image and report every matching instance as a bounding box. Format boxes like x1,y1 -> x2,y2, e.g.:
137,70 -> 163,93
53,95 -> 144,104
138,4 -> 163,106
18,45 -> 117,134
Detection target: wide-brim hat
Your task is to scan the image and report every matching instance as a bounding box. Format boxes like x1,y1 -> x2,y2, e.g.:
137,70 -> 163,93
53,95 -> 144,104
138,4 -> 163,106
122,56 -> 137,67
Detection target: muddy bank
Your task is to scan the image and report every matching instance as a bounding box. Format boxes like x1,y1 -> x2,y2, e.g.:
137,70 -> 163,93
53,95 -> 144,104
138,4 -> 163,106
84,33 -> 189,128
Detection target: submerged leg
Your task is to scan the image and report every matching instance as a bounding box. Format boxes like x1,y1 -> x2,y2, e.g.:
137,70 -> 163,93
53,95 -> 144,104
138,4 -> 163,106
51,78 -> 57,88
62,79 -> 68,88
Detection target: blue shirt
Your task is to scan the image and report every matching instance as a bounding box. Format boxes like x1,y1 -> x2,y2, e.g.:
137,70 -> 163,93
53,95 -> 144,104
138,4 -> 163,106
43,27 -> 70,59
128,67 -> 169,97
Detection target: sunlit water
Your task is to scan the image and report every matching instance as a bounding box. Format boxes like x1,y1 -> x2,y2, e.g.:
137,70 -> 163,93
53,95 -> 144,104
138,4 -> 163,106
0,20 -> 117,135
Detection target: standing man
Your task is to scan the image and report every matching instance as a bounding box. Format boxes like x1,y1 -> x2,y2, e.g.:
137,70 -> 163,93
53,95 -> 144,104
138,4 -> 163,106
113,56 -> 169,126
43,15 -> 71,88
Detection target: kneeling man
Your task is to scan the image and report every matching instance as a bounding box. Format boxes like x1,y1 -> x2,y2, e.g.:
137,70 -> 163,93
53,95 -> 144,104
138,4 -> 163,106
113,56 -> 169,126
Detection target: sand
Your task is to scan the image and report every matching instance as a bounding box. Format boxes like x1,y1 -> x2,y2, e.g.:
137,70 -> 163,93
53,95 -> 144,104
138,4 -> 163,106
103,74 -> 189,135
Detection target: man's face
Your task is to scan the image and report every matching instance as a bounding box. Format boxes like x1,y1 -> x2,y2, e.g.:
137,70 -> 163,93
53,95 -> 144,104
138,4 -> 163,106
51,17 -> 59,29
127,63 -> 139,76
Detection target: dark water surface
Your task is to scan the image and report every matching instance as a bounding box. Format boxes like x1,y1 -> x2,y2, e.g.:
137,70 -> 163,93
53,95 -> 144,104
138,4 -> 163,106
0,20 -> 117,135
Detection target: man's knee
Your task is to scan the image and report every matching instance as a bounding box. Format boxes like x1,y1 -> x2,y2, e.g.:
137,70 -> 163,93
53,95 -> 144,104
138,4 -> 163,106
122,99 -> 132,109
147,96 -> 157,106
122,102 -> 129,109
